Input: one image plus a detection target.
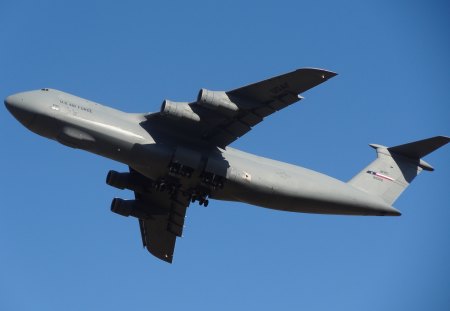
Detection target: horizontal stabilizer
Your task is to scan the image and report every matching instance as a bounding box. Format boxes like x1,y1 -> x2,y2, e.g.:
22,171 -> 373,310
388,136 -> 450,159
349,136 -> 449,205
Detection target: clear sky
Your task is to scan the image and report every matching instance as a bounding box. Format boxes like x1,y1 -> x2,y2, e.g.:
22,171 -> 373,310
1,1 -> 449,310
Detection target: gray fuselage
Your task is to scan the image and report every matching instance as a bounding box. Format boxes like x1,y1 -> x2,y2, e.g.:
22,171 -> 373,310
5,88 -> 400,216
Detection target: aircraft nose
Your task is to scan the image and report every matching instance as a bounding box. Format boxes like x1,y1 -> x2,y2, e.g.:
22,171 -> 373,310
4,94 -> 18,109
4,93 -> 36,127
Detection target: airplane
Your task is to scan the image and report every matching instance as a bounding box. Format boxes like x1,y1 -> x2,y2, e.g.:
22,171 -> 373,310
5,68 -> 449,263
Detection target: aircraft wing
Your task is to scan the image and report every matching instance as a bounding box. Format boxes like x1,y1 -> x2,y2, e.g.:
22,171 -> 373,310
147,68 -> 336,147
227,68 -> 336,107
130,172 -> 190,263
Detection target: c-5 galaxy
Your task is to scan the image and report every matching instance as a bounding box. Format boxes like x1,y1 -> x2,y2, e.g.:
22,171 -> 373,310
5,68 -> 449,263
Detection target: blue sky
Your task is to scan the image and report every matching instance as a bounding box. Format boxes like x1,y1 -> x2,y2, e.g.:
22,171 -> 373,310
1,1 -> 449,310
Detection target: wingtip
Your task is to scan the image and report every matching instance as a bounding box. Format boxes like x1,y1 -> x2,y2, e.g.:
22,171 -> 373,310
298,67 -> 338,78
439,135 -> 450,142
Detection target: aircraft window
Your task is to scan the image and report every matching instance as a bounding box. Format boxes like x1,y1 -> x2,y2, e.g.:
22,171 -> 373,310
41,88 -> 49,91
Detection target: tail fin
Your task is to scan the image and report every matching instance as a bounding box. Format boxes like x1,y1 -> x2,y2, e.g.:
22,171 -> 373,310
348,136 -> 449,205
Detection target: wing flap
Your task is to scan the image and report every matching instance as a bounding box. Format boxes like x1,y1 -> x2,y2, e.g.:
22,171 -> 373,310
238,113 -> 263,127
139,217 -> 176,263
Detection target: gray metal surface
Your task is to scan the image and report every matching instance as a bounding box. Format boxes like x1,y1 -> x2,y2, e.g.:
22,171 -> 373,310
5,69 -> 449,263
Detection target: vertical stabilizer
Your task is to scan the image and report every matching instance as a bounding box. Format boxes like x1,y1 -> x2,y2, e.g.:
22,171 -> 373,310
348,136 -> 449,205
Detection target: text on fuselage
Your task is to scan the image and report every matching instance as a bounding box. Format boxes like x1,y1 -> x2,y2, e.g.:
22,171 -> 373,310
59,99 -> 93,113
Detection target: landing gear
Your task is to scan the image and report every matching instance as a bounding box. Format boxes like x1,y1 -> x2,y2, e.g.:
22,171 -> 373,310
201,172 -> 225,190
199,197 -> 209,207
168,162 -> 193,178
189,191 -> 209,207
153,178 -> 180,195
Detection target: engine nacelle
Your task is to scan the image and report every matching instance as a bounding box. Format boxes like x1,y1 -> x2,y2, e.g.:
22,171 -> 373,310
106,170 -> 130,190
111,198 -> 149,219
160,100 -> 200,122
111,198 -> 169,219
106,170 -> 152,193
197,89 -> 239,116
111,198 -> 133,217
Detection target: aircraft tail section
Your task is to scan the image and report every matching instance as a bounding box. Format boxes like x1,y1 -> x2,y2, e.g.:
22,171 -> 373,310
348,136 -> 449,205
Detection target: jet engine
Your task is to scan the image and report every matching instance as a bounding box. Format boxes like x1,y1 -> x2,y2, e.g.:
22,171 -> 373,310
106,170 -> 131,190
106,170 -> 152,193
197,89 -> 239,116
111,198 -> 149,219
111,198 -> 168,219
111,198 -> 133,217
160,100 -> 200,122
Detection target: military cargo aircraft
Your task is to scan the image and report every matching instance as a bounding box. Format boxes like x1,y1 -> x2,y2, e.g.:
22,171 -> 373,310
5,68 -> 449,263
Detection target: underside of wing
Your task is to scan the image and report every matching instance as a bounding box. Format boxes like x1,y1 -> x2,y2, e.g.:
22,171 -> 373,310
142,68 -> 336,147
136,190 -> 189,263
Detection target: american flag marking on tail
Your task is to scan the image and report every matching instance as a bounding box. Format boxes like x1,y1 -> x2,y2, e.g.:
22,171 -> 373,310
366,170 -> 395,181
